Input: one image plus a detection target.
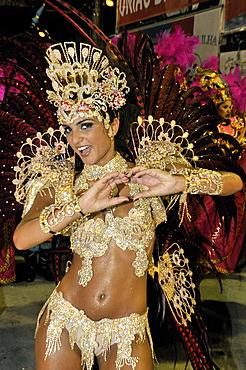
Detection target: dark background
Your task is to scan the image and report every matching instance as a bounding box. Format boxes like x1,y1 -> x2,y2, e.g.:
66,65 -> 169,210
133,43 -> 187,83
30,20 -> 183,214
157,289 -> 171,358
0,1 -> 117,41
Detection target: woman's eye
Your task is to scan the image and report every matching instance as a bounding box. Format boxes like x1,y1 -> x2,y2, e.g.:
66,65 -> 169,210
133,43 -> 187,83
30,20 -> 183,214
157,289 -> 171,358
80,122 -> 93,130
63,126 -> 72,134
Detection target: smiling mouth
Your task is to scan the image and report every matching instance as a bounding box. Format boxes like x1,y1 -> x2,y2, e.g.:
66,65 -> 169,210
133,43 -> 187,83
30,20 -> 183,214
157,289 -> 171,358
77,145 -> 91,156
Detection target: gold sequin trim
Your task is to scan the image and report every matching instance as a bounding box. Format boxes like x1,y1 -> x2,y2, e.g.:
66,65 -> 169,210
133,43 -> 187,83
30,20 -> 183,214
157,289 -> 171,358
70,182 -> 166,286
36,289 -> 153,370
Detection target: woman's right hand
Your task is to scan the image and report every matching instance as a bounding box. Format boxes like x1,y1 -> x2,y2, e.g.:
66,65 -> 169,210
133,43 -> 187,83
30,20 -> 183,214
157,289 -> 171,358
78,172 -> 129,214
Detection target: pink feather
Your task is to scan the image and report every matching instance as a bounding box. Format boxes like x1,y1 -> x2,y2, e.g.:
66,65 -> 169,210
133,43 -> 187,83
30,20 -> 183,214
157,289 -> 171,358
223,66 -> 246,115
154,26 -> 200,72
201,56 -> 219,71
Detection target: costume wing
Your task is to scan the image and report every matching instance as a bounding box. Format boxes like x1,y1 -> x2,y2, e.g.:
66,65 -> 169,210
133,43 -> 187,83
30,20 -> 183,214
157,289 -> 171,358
114,29 -> 245,369
0,31 -> 58,283
13,128 -> 73,216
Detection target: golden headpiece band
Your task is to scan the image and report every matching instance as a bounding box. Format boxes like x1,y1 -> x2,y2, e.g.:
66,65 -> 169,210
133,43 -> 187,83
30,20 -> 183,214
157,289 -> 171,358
45,42 -> 130,126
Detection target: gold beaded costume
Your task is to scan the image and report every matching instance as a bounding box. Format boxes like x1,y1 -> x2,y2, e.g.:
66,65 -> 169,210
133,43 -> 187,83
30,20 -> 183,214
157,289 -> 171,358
13,109 -> 224,369
1,1 -> 244,369
13,43 -> 171,368
16,147 -> 166,368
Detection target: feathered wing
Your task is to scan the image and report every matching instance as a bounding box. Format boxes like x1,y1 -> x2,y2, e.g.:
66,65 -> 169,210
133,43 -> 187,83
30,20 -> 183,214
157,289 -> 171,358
0,31 -> 58,283
124,33 -> 245,255
114,30 -> 245,369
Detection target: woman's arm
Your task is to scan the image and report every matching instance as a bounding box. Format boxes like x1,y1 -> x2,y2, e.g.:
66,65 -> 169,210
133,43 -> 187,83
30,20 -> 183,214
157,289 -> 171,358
13,172 -> 129,251
126,167 -> 243,200
14,189 -> 58,250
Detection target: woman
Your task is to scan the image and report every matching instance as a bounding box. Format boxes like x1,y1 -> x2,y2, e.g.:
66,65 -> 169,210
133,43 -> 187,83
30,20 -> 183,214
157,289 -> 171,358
217,98 -> 245,142
196,68 -> 244,140
13,42 -> 243,370
217,98 -> 233,122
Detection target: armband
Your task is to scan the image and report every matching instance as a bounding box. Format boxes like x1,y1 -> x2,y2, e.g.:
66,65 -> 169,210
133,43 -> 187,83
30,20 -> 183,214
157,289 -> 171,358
169,167 -> 223,225
170,167 -> 223,195
39,198 -> 90,234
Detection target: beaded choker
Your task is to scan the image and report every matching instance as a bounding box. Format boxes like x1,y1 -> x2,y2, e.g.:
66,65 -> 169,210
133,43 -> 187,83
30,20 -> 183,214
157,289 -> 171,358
74,152 -> 128,193
82,152 -> 128,181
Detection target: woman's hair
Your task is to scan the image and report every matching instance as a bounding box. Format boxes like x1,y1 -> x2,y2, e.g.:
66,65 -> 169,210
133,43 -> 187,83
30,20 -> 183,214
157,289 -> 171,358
109,103 -> 139,161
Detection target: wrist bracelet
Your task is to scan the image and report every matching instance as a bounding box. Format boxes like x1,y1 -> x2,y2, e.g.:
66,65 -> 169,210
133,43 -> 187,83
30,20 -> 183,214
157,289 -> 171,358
170,167 -> 223,195
169,167 -> 223,225
39,198 -> 90,234
74,197 -> 91,218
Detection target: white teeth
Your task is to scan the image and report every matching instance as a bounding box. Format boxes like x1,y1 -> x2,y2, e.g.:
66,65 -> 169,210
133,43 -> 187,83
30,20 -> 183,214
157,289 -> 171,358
78,146 -> 90,151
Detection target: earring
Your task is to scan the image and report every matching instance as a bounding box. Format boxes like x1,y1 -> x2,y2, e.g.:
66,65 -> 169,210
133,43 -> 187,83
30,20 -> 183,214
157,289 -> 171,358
107,126 -> 114,139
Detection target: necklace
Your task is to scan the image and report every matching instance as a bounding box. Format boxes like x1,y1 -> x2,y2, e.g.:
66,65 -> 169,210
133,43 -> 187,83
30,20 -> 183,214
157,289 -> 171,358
74,151 -> 128,194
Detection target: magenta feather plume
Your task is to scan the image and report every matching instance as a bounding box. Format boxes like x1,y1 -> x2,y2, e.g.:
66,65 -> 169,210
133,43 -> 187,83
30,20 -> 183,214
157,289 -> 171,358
201,55 -> 219,71
222,66 -> 246,115
154,26 -> 200,72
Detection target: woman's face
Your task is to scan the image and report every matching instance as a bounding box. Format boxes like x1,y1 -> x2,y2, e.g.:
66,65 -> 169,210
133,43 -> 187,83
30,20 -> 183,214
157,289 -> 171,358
63,116 -> 119,166
217,100 -> 233,120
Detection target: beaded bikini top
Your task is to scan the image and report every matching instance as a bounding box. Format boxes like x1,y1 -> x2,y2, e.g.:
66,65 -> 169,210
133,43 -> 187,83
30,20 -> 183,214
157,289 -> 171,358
67,152 -> 166,286
70,182 -> 166,286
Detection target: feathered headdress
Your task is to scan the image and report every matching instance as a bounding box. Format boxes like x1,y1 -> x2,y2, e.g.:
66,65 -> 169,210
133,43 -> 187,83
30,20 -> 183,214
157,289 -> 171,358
194,68 -> 232,105
45,41 -> 130,126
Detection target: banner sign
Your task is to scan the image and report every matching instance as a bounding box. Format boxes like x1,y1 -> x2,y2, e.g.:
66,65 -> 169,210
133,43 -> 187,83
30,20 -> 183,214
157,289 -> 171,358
117,0 -> 209,27
131,16 -> 194,45
193,7 -> 221,63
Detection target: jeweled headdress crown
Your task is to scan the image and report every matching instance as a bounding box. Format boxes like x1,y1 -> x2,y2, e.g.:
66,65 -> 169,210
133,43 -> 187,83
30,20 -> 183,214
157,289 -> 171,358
45,42 -> 130,126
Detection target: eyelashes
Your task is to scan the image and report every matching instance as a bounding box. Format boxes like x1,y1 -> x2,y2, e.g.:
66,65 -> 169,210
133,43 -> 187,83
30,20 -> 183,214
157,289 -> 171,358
80,122 -> 93,130
62,121 -> 94,135
62,125 -> 72,134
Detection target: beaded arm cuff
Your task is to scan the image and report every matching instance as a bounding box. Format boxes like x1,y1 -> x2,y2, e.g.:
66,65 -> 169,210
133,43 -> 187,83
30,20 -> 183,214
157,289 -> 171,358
39,198 -> 89,234
169,167 -> 223,224
170,167 -> 223,195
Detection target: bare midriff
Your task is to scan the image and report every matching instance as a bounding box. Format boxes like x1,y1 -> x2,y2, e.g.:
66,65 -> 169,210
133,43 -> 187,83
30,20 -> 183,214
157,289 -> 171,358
57,236 -> 154,321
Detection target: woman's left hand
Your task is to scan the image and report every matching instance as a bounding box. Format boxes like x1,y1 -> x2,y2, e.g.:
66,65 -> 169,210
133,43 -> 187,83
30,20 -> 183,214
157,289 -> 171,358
126,167 -> 185,200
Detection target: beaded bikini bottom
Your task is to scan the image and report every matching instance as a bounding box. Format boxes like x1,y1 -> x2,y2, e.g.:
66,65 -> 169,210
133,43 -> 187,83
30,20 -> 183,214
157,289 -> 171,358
36,289 -> 154,370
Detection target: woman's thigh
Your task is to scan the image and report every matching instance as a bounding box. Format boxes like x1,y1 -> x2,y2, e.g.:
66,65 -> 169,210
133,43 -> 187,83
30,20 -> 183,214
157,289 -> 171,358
97,337 -> 154,370
35,311 -> 81,370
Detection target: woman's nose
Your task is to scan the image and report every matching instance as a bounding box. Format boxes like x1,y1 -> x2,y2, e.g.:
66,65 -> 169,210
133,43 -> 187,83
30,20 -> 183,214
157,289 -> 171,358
71,129 -> 83,145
